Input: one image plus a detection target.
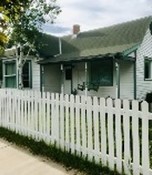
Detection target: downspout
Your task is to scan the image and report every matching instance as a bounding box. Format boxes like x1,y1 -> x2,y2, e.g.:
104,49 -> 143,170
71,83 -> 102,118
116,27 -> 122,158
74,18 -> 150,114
134,51 -> 137,99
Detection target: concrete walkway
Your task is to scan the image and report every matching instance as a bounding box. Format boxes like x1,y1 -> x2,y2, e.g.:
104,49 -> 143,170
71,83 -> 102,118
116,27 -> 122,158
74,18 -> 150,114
0,139 -> 79,175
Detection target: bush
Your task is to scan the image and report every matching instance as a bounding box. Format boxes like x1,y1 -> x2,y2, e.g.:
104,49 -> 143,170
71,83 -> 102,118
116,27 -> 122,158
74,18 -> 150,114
145,92 -> 152,103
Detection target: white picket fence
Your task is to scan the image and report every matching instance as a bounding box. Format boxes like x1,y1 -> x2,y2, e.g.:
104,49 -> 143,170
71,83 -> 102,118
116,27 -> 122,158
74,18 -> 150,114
0,89 -> 152,175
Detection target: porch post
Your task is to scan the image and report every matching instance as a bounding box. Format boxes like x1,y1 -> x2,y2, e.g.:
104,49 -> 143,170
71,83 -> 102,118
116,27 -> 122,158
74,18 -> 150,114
16,57 -> 19,89
85,62 -> 88,97
115,61 -> 120,99
40,65 -> 44,92
61,64 -> 64,94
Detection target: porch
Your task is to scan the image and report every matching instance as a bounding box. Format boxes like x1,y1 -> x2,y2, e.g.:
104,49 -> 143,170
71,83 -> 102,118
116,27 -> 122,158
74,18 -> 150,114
40,56 -> 135,100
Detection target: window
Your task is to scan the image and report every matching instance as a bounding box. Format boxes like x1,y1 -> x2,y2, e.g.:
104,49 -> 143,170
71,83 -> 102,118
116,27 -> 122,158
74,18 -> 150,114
90,60 -> 113,86
4,61 -> 16,88
65,68 -> 72,80
22,61 -> 32,88
4,60 -> 32,88
144,58 -> 152,80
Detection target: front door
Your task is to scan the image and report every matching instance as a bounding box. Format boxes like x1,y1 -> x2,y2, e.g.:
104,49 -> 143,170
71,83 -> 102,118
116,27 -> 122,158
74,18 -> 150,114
64,67 -> 72,94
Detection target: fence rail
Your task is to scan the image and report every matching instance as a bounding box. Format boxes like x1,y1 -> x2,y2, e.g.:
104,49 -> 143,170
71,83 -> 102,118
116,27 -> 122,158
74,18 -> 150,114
0,88 -> 152,175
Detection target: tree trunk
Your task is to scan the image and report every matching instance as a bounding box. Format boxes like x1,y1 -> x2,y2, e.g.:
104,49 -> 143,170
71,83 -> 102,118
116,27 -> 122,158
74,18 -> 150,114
18,64 -> 23,89
15,43 -> 32,89
17,44 -> 24,89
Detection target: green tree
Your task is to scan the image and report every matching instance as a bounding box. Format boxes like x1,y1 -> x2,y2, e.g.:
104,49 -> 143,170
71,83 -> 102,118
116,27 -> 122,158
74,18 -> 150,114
1,0 -> 60,88
0,0 -> 29,53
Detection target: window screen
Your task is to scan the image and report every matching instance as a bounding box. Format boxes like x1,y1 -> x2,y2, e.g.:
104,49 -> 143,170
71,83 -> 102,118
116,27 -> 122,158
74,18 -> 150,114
91,60 -> 113,86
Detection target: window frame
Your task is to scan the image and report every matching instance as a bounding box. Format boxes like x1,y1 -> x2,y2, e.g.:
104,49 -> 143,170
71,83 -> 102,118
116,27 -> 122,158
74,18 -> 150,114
4,61 -> 17,88
22,60 -> 32,88
144,57 -> 152,81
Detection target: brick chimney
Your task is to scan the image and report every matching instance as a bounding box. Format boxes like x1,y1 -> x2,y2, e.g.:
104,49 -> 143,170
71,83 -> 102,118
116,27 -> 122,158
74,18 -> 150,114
73,24 -> 80,35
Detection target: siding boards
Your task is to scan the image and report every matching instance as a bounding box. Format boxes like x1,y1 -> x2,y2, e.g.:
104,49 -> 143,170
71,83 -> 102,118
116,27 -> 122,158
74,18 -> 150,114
136,29 -> 152,99
44,64 -> 61,93
119,61 -> 134,99
32,59 -> 40,90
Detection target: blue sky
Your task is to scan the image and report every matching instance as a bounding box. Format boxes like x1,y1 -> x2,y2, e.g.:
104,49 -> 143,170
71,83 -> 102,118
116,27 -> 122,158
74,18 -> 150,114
43,0 -> 152,36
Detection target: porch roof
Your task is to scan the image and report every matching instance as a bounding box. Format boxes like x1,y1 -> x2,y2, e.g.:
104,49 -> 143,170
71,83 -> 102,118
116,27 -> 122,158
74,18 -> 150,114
39,16 -> 152,64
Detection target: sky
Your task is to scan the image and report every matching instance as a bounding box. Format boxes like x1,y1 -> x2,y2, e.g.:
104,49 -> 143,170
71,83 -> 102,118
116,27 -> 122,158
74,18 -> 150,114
43,0 -> 152,36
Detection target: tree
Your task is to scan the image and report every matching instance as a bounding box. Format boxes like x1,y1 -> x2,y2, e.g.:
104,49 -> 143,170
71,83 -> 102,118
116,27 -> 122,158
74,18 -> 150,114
0,0 -> 30,53
1,0 -> 60,88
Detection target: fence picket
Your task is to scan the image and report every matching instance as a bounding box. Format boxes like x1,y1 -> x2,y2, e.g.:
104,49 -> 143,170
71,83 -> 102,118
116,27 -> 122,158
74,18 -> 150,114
59,94 -> 64,149
75,95 -> 81,156
65,94 -> 70,152
70,95 -> 75,154
46,92 -> 51,144
42,92 -> 46,141
123,99 -> 131,175
34,91 -> 39,140
107,98 -> 115,170
115,99 -> 122,173
81,96 -> 87,157
87,96 -> 93,161
51,93 -> 55,144
141,101 -> 149,175
93,96 -> 100,163
132,100 -> 140,175
17,90 -> 21,133
100,98 -> 107,166
55,93 -> 60,146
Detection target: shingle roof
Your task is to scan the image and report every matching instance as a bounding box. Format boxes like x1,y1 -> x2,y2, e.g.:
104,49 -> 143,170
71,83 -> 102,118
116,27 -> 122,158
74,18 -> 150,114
37,33 -> 59,58
39,16 -> 152,64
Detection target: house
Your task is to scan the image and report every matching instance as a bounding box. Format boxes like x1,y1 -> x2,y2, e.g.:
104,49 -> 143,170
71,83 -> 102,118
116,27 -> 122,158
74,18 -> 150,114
1,34 -> 59,90
39,16 -> 152,100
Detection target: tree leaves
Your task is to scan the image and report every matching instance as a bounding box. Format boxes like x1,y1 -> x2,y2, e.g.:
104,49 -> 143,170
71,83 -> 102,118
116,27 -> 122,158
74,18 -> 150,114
0,0 -> 61,53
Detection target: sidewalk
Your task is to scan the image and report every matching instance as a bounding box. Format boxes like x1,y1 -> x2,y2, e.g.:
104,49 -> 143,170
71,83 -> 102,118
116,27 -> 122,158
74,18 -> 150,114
0,139 -> 77,175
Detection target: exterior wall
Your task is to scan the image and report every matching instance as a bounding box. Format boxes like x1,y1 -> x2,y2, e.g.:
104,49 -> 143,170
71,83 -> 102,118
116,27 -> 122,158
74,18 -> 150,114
136,29 -> 152,100
43,64 -> 61,93
31,58 -> 40,90
119,60 -> 134,99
